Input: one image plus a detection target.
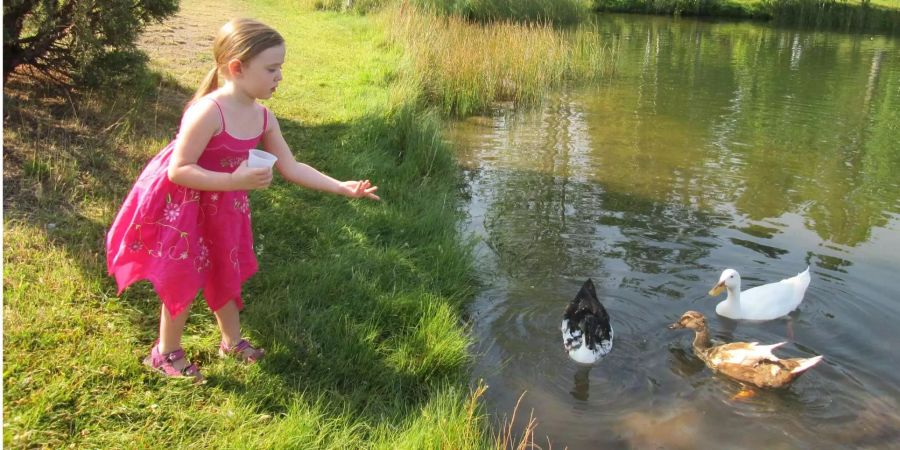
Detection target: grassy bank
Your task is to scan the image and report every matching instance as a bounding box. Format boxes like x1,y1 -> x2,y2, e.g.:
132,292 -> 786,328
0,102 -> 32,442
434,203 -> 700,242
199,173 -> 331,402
305,1 -> 618,117
3,0 -> 505,447
594,0 -> 900,34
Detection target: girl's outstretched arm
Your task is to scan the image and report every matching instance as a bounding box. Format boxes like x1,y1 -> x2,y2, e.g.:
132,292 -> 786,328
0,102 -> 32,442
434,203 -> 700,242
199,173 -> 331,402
168,101 -> 273,192
261,110 -> 380,201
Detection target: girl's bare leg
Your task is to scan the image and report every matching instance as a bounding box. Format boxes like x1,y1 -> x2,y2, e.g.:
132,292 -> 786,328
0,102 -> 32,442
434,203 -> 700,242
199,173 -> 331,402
158,304 -> 191,371
213,299 -> 242,348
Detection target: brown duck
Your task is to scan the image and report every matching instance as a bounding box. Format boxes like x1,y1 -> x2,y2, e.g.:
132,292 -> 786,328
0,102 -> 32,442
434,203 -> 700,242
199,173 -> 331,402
669,311 -> 823,388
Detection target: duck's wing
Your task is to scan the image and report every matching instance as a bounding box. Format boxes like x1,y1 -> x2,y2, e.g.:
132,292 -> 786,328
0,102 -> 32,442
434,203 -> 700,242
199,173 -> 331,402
741,268 -> 810,319
715,360 -> 792,388
709,341 -> 786,366
717,354 -> 821,388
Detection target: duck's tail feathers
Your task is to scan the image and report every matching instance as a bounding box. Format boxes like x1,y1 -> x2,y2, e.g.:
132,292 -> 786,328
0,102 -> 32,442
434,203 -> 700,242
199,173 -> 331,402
791,355 -> 823,374
757,342 -> 786,359
576,279 -> 603,313
789,266 -> 812,303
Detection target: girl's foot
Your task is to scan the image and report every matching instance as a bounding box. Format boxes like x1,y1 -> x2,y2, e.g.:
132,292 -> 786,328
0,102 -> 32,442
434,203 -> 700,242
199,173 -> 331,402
143,343 -> 204,382
219,339 -> 265,363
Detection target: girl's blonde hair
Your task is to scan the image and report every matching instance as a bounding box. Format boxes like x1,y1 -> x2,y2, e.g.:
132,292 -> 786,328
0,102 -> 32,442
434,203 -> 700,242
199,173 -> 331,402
191,18 -> 285,104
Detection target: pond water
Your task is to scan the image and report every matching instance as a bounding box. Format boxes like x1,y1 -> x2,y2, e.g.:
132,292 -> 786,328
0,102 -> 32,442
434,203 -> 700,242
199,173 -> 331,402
450,14 -> 900,449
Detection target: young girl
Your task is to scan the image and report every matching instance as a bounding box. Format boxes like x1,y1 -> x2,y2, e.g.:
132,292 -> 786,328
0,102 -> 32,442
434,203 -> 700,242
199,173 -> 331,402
107,18 -> 379,381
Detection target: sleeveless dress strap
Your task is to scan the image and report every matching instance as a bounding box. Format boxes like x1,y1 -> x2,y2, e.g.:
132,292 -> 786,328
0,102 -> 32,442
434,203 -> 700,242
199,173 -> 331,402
208,98 -> 227,133
261,106 -> 268,134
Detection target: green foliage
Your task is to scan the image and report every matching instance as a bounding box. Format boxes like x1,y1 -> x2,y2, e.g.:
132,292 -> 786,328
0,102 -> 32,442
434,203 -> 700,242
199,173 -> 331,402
2,0 -> 179,84
593,0 -> 900,33
593,0 -> 755,17
765,0 -> 900,33
415,0 -> 592,25
309,0 -> 592,25
77,50 -> 153,88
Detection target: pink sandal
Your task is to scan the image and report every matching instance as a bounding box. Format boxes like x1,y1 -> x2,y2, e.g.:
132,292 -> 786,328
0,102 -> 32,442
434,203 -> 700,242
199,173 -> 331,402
143,343 -> 204,382
219,339 -> 265,363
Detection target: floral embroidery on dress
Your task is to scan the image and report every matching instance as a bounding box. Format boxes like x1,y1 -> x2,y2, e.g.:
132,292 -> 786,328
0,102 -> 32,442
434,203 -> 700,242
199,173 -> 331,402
200,192 -> 220,219
128,241 -> 142,252
127,203 -> 195,261
195,237 -> 211,272
233,195 -> 250,214
163,202 -> 181,223
155,230 -> 189,260
125,221 -> 191,262
220,156 -> 245,169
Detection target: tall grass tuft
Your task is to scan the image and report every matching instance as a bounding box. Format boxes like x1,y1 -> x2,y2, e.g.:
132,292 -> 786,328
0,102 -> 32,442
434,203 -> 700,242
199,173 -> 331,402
385,4 -> 618,117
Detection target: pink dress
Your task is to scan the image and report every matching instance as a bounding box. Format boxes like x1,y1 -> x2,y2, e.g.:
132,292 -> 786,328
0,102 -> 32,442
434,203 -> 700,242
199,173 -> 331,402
106,98 -> 268,317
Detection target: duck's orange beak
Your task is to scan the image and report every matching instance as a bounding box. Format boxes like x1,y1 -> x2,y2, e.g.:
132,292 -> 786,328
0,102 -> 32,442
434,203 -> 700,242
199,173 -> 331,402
708,281 -> 725,297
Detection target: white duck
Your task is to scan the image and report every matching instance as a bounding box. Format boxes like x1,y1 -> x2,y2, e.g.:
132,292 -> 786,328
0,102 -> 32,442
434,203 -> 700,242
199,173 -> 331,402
562,279 -> 613,364
709,267 -> 811,320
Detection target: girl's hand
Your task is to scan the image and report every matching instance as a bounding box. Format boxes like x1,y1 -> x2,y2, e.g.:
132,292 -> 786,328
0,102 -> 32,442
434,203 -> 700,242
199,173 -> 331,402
340,180 -> 380,201
230,161 -> 273,190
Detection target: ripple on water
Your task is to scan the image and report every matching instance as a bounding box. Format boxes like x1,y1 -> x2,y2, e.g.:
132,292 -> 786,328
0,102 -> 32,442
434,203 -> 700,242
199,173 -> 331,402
487,288 -> 681,416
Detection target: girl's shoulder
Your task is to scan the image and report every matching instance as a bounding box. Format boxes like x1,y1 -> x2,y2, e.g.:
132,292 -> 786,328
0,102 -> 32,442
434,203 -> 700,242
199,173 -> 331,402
181,97 -> 225,135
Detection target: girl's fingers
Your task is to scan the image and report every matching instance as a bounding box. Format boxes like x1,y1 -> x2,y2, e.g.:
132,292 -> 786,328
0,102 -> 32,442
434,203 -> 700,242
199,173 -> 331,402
345,180 -> 378,199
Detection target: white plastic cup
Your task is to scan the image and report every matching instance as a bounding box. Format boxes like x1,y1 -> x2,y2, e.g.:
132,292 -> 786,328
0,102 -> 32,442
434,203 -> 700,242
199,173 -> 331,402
247,149 -> 278,169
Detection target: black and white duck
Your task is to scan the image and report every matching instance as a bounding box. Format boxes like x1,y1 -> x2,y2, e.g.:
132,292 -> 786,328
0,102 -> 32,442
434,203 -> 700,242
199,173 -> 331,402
561,279 -> 613,364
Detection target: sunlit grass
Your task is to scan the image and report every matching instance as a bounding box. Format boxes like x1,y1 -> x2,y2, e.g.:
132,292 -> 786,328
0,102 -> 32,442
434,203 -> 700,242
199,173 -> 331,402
385,3 -> 618,116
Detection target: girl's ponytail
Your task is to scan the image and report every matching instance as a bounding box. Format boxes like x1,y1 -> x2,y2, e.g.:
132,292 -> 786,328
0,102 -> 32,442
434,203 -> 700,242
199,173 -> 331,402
191,67 -> 219,105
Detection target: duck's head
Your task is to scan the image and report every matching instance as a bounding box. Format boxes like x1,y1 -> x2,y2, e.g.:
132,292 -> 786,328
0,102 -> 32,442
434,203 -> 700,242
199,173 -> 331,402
709,268 -> 740,296
669,311 -> 708,330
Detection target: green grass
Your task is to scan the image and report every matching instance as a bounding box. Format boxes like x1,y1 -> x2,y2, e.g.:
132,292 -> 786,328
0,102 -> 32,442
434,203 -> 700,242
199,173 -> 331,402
3,0 -> 526,447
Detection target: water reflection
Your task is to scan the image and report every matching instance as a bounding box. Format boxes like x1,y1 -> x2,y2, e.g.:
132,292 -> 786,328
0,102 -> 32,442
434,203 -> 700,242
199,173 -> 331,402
584,15 -> 900,247
569,366 -> 591,401
455,13 -> 900,450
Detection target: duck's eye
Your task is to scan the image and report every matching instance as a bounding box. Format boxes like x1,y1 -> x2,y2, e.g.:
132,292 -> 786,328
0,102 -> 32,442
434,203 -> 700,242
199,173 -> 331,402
730,275 -> 734,278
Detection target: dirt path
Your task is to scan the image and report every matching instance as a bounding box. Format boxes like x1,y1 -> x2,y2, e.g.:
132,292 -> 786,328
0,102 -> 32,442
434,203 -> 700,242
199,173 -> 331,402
138,0 -> 248,86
